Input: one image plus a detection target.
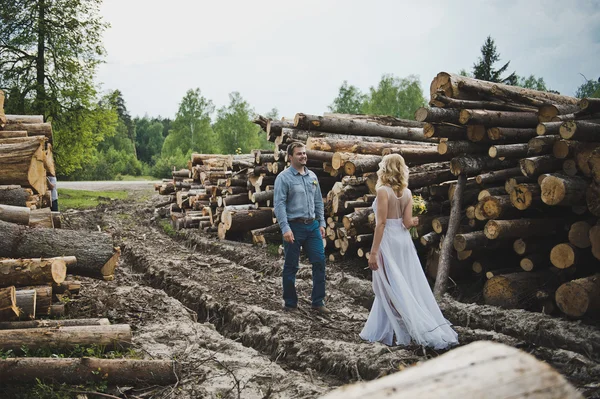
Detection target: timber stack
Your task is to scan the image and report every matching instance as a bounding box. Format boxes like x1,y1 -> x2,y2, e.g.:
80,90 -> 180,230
420,72 -> 600,319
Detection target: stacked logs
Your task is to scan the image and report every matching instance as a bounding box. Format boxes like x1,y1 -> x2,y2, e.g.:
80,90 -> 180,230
422,72 -> 600,318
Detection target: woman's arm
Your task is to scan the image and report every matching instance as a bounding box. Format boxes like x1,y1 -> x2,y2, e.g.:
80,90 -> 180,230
402,193 -> 418,228
368,188 -> 389,271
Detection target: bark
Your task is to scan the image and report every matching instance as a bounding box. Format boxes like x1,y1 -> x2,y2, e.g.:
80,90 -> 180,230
450,155 -> 516,176
294,114 -> 431,142
484,218 -> 564,240
490,83 -> 579,107
323,112 -> 425,128
0,131 -> 27,139
478,186 -> 507,201
430,93 -> 538,112
587,182 -> 600,217
487,127 -> 537,142
519,155 -> 563,178
528,136 -> 559,155
590,223 -> 600,261
434,174 -> 466,298
2,122 -> 52,139
15,289 -> 36,319
344,155 -> 384,176
483,271 -> 559,310
488,143 -> 531,159
0,318 -> 109,330
459,109 -> 539,128
6,115 -> 44,124
559,121 -> 600,141
320,341 -> 583,399
251,190 -> 274,204
475,167 -> 522,185
414,107 -> 461,124
0,286 -> 18,320
44,143 -> 55,177
423,123 -> 467,140
540,175 -> 588,206
481,195 -> 517,219
466,125 -> 488,142
538,104 -> 581,122
438,141 -> 488,156
222,208 -> 273,232
555,274 -> 600,318
342,208 -> 374,230
19,285 -> 52,317
578,97 -> 600,113
509,183 -> 541,210
536,122 -> 562,136
0,324 -> 132,351
419,231 -> 440,248
0,136 -> 47,194
0,185 -> 36,208
0,257 -> 72,287
222,192 -> 252,207
266,120 -> 295,139
0,219 -> 120,280
0,357 -> 178,386
0,204 -> 30,225
250,223 -> 280,246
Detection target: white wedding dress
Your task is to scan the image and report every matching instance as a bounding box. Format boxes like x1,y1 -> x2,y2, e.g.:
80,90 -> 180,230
360,186 -> 458,349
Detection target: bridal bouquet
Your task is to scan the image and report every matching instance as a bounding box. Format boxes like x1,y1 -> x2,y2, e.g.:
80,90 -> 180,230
410,194 -> 427,239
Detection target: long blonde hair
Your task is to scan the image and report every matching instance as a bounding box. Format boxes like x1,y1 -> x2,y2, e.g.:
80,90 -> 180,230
376,154 -> 409,193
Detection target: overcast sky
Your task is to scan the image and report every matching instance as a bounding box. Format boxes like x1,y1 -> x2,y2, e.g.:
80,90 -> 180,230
96,0 -> 600,120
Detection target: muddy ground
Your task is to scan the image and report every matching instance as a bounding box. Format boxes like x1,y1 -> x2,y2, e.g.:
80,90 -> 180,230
50,190 -> 600,398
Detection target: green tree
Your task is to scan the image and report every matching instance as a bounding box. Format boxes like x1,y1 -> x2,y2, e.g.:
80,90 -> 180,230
363,74 -> 426,119
575,75 -> 600,98
162,88 -> 215,157
328,81 -> 367,114
472,36 -> 517,85
213,92 -> 269,154
135,116 -> 165,165
0,0 -> 108,175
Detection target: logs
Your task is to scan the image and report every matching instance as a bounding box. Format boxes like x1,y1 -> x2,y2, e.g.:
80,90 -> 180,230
0,318 -> 110,330
0,204 -> 30,225
0,286 -> 19,319
0,136 -> 47,194
0,257 -> 73,287
484,271 -> 558,309
555,274 -> 600,318
0,220 -> 120,280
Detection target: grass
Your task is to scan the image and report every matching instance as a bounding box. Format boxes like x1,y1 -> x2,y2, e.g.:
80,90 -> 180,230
57,188 -> 128,210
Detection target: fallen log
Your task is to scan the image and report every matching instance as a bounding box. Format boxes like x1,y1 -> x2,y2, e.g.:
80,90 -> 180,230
2,122 -> 52,139
0,324 -> 132,351
519,155 -> 563,178
540,175 -> 588,206
222,208 -> 273,232
6,115 -> 44,124
0,130 -> 27,139
0,136 -> 47,194
0,220 -> 120,280
0,257 -> 73,287
0,185 -> 37,208
0,318 -> 110,330
438,140 -> 488,156
320,341 -> 583,399
431,93 -> 537,112
459,109 -> 539,128
29,207 -> 54,228
484,271 -> 559,309
487,127 -> 537,142
414,107 -> 462,124
0,204 -> 30,225
484,219 -> 564,240
19,285 -> 52,317
0,357 -> 178,386
555,274 -> 600,318
15,289 -> 36,319
559,121 -> 600,141
450,156 -> 516,176
423,123 -> 467,140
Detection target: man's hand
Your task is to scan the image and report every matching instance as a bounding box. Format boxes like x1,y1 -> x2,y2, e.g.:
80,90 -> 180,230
319,226 -> 325,239
283,230 -> 295,243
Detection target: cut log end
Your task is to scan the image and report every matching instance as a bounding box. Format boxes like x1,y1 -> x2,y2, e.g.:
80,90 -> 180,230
100,248 -> 121,279
550,243 -> 576,269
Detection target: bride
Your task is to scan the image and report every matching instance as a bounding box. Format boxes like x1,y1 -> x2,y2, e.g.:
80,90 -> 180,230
359,154 -> 458,349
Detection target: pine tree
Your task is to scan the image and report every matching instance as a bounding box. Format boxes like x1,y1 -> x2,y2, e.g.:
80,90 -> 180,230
472,36 -> 517,85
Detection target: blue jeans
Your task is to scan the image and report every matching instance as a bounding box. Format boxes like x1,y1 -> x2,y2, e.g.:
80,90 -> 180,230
282,220 -> 326,308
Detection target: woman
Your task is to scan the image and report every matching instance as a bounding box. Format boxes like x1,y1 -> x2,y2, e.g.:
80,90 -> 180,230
359,154 -> 458,349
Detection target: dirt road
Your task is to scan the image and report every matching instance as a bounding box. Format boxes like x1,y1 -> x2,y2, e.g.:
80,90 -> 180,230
32,194 -> 600,398
59,180 -> 159,192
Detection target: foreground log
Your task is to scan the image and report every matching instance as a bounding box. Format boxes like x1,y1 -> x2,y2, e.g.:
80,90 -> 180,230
0,204 -> 30,225
0,324 -> 132,351
0,318 -> 110,330
0,136 -> 47,194
0,220 -> 120,280
0,287 -> 19,320
484,271 -> 559,309
0,257 -> 73,287
555,274 -> 600,318
0,357 -> 178,386
320,341 -> 583,399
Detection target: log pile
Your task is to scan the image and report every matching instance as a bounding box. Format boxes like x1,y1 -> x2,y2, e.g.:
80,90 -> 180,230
423,72 -> 600,318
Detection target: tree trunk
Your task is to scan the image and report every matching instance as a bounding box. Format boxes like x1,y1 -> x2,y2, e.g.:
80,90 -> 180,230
414,107 -> 462,124
0,136 -> 47,194
0,185 -> 36,208
29,207 -> 54,228
487,127 -> 537,142
488,143 -> 531,159
20,285 -> 52,317
0,220 -> 119,280
0,131 -> 28,139
344,155 -> 383,175
222,192 -> 252,207
559,121 -> 600,141
323,112 -> 425,128
459,109 -> 539,128
251,190 -> 274,204
528,135 -> 559,155
0,286 -> 19,320
382,145 -> 451,164
0,317 -> 109,330
306,137 -> 432,155
0,324 -> 131,351
519,155 -> 563,177
481,195 -> 517,219
540,175 -> 588,206
222,208 -> 273,232
294,114 -> 431,141
475,167 -> 522,185
537,122 -> 562,136
538,104 -> 581,122
0,357 -> 177,386
484,219 -> 564,240
484,271 -> 559,309
549,243 -> 587,269
567,220 -> 594,249
6,115 -> 44,124
555,274 -> 600,318
321,340 -> 583,399
451,156 -> 516,176
2,122 -> 53,140
509,183 -> 541,210
342,208 -> 374,230
15,289 -> 36,319
434,174 -> 466,298
0,204 -> 30,225
438,140 -> 489,156
0,257 -> 72,287
430,93 -> 538,112
423,123 -> 467,140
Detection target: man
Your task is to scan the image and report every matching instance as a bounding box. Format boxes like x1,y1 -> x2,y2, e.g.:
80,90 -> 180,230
47,174 -> 59,212
273,142 -> 329,314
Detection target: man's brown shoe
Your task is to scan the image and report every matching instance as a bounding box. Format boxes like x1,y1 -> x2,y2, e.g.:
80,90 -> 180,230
311,305 -> 331,315
282,306 -> 298,312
